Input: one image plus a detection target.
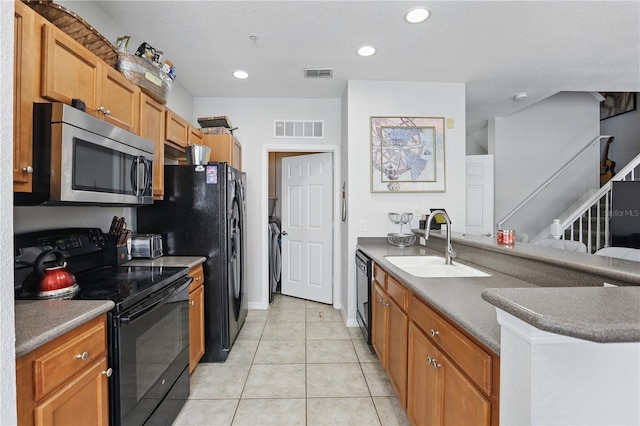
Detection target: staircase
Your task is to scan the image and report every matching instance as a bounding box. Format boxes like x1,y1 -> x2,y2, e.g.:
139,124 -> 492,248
552,152 -> 640,253
497,134 -> 640,253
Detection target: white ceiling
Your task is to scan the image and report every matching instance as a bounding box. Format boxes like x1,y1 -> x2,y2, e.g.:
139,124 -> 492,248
93,1 -> 640,132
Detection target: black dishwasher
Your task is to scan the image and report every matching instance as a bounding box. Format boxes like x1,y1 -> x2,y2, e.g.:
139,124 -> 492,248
356,250 -> 373,344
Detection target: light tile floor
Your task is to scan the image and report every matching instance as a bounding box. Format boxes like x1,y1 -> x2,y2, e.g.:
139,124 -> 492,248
173,294 -> 409,426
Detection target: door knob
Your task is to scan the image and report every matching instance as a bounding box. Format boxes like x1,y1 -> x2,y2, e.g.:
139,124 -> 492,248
23,166 -> 34,174
281,231 -> 288,236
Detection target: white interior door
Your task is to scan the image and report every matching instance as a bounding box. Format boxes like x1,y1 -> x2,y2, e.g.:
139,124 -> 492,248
281,152 -> 333,304
465,155 -> 494,235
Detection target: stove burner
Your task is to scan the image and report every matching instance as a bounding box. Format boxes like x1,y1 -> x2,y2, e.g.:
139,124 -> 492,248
80,288 -> 121,300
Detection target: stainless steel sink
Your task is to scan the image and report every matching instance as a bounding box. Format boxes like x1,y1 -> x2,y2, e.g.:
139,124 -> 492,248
384,255 -> 491,278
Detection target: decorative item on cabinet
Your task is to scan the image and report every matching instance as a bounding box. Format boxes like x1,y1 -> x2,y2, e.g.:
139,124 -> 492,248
117,52 -> 173,105
15,314 -> 111,426
24,1 -> 118,67
188,264 -> 205,373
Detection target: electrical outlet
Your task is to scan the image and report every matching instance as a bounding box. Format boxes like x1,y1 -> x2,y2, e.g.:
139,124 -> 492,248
359,220 -> 367,232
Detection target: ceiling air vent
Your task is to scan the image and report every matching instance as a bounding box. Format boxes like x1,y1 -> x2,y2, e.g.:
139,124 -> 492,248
274,120 -> 324,138
304,68 -> 333,78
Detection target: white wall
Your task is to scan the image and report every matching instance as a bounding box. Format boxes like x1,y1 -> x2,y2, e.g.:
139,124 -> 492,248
493,92 -> 600,238
193,97 -> 342,309
600,103 -> 640,170
1,1 -> 16,423
344,80 -> 466,323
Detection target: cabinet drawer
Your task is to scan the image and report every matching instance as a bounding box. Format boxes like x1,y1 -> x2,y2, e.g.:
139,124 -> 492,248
33,318 -> 107,400
189,264 -> 204,292
373,264 -> 387,288
410,295 -> 492,395
387,275 -> 409,312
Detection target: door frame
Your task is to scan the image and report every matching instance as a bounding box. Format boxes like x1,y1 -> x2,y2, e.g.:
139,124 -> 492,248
259,144 -> 342,310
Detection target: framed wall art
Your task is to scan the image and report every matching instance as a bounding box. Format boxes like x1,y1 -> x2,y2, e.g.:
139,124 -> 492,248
600,92 -> 636,120
370,116 -> 445,192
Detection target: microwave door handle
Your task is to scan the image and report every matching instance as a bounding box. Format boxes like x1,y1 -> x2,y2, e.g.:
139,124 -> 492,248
141,156 -> 150,193
130,157 -> 140,196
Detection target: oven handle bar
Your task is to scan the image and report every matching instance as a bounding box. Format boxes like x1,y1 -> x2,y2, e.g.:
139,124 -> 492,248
120,275 -> 193,324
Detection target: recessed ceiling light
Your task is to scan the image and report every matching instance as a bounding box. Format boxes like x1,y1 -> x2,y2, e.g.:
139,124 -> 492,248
233,70 -> 249,79
357,46 -> 376,57
405,8 -> 431,24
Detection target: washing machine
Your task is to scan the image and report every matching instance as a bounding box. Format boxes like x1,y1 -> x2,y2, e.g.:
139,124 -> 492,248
268,221 -> 282,303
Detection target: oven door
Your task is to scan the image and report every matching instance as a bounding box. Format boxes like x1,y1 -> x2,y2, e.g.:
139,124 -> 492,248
111,276 -> 192,426
356,250 -> 372,343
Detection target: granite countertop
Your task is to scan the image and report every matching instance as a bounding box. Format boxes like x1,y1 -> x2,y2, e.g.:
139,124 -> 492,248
15,300 -> 114,358
359,236 -> 640,354
357,239 -> 537,355
481,286 -> 640,343
124,256 -> 206,269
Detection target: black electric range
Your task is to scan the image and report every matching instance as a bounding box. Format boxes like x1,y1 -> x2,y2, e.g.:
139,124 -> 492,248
14,227 -> 192,426
14,227 -> 187,311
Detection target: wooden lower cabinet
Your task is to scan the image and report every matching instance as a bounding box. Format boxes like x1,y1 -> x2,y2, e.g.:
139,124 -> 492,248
371,266 -> 409,408
407,323 -> 490,426
370,263 -> 499,426
188,264 -> 205,373
16,314 -> 110,426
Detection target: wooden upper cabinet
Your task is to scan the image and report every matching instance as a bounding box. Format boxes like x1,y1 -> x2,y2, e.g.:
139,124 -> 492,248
98,66 -> 140,133
187,126 -> 203,146
40,23 -> 139,133
139,93 -> 165,199
203,134 -> 242,170
165,108 -> 189,151
41,23 -> 99,113
13,1 -> 42,192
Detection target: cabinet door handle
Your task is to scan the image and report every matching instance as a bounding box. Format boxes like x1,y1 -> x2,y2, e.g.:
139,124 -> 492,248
190,300 -> 195,306
431,360 -> 442,369
102,368 -> 113,377
430,329 -> 439,337
98,106 -> 111,116
22,166 -> 34,174
76,351 -> 89,361
427,356 -> 432,364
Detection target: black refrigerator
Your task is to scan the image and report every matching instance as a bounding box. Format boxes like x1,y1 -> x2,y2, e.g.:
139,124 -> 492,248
137,163 -> 247,362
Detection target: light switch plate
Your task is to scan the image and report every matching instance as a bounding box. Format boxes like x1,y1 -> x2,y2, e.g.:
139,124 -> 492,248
447,118 -> 454,129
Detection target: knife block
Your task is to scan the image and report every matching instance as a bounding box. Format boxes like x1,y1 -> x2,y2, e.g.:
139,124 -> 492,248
103,234 -> 129,266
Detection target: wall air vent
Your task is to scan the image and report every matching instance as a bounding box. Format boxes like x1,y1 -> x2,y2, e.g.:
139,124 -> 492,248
304,68 -> 333,78
274,120 -> 324,138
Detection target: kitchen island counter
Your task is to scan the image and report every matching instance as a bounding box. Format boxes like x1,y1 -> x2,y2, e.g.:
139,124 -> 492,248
358,236 -> 640,355
124,255 -> 206,269
15,299 -> 114,357
357,238 -> 537,354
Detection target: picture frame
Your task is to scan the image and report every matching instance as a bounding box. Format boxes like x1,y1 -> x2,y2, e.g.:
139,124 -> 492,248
370,116 -> 445,192
600,92 -> 636,120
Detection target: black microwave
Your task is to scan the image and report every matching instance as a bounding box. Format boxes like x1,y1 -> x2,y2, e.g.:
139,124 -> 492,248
16,103 -> 154,206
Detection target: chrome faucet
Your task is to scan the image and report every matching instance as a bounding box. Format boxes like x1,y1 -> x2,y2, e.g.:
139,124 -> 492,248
425,210 -> 457,265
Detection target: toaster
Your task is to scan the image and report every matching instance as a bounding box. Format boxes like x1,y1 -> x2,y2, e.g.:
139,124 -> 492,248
130,234 -> 163,259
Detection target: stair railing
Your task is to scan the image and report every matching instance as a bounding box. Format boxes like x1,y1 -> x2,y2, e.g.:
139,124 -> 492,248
497,135 -> 611,230
551,150 -> 640,253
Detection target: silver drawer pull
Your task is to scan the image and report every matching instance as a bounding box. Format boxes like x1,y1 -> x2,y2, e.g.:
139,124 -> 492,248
429,329 -> 439,337
431,360 -> 442,369
102,368 -> 113,377
427,356 -> 432,364
76,351 -> 89,361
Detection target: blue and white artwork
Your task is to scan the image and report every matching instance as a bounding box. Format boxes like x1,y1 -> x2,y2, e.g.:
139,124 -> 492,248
370,117 -> 445,192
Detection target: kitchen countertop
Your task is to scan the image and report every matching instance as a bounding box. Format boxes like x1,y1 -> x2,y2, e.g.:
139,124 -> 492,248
358,236 -> 640,354
124,256 -> 206,269
15,299 -> 114,358
357,238 -> 537,355
481,286 -> 640,343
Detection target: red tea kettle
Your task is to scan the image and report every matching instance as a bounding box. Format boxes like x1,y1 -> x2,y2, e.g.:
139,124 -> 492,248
22,250 -> 79,298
